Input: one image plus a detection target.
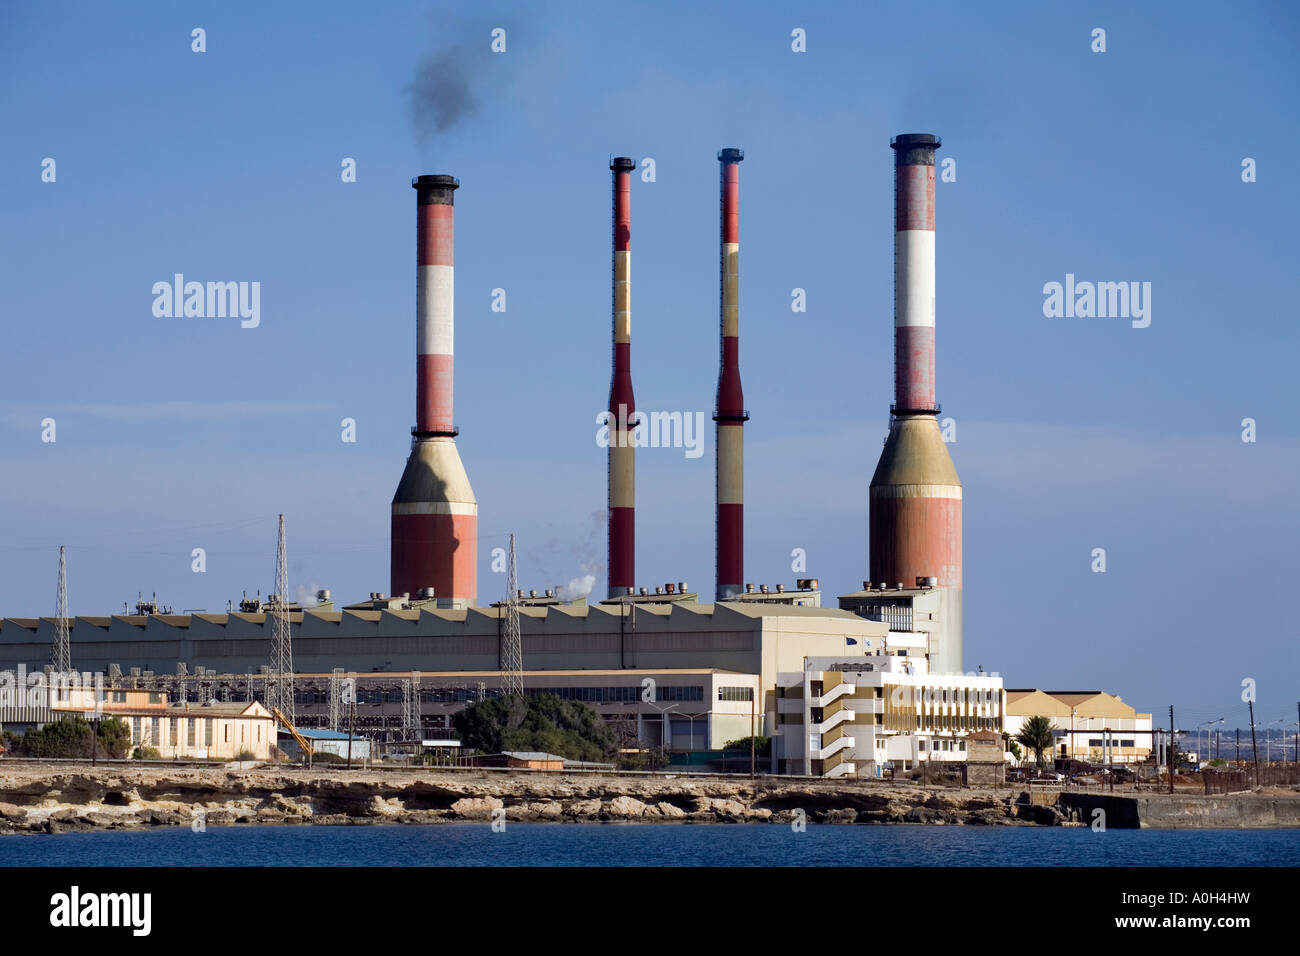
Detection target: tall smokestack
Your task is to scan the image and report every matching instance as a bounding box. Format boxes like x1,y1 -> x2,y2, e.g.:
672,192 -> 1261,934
715,147 -> 746,601
607,157 -> 636,598
869,134 -> 962,671
391,173 -> 477,609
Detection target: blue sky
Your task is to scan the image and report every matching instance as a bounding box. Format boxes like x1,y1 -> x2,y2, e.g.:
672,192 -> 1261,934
1,1 -> 1297,727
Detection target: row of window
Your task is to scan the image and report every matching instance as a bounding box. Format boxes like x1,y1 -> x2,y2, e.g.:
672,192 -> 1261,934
918,739 -> 967,752
917,715 -> 999,731
108,691 -> 163,704
127,716 -> 261,748
1087,738 -> 1136,748
718,686 -> 754,702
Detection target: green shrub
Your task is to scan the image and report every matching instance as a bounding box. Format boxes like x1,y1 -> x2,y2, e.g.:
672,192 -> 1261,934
132,746 -> 162,760
98,718 -> 131,759
722,736 -> 770,753
453,694 -> 617,762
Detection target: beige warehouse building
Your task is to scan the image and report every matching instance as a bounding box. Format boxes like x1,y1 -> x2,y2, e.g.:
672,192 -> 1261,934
1004,689 -> 1152,764
50,688 -> 275,760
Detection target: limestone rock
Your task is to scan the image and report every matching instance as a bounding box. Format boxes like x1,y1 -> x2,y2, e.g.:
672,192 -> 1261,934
602,795 -> 647,818
449,796 -> 503,819
564,798 -> 603,817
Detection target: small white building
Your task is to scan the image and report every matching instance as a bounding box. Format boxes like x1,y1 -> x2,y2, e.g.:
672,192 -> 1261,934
774,648 -> 1005,778
277,727 -> 371,761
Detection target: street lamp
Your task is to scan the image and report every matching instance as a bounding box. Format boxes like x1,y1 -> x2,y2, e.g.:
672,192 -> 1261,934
1264,718 -> 1285,765
1199,718 -> 1224,767
645,700 -> 677,769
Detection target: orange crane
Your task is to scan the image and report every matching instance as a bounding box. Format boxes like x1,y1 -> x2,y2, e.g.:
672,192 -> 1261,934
271,706 -> 314,762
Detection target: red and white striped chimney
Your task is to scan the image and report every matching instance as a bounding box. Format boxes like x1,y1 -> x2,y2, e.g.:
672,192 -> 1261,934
869,134 -> 963,673
391,174 -> 477,608
893,136 -> 937,414
714,148 -> 746,601
607,157 -> 636,598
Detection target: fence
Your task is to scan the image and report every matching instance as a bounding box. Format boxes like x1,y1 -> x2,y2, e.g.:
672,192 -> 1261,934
1202,765 -> 1300,794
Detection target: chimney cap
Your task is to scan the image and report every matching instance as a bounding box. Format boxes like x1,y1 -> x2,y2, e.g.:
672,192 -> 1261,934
412,173 -> 459,189
718,147 -> 745,163
610,156 -> 636,172
890,133 -> 940,149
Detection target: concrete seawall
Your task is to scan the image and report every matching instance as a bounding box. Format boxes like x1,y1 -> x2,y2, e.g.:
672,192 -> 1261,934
1057,791 -> 1300,829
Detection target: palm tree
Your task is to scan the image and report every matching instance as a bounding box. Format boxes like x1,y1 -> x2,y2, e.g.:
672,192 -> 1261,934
1015,716 -> 1056,769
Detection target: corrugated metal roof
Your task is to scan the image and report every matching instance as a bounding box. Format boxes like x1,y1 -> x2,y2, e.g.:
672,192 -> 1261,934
502,751 -> 566,761
281,728 -> 362,740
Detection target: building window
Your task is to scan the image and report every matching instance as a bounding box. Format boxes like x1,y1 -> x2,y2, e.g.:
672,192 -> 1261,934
131,716 -> 141,741
224,725 -> 230,743
150,717 -> 159,744
186,719 -> 195,747
205,719 -> 213,747
112,691 -> 126,703
718,686 -> 754,702
657,686 -> 704,702
148,692 -> 162,704
1121,740 -> 1135,748
169,717 -> 177,744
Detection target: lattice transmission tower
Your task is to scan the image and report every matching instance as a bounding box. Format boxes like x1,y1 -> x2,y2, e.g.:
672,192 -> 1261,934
329,667 -> 344,731
501,533 -> 524,697
402,671 -> 422,739
51,546 -> 71,673
266,514 -> 295,723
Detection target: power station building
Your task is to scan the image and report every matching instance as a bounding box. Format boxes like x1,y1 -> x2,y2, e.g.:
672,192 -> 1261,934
1,134 -> 1026,778
0,600 -> 892,765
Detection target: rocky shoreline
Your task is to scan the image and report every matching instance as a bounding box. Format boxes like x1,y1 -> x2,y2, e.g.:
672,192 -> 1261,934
0,765 -> 1295,834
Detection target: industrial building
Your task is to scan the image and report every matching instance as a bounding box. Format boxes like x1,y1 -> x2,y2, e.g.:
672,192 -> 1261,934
277,727 -> 370,762
1,134 -> 1143,780
0,602 -> 882,752
46,688 -> 276,761
1004,690 -> 1153,765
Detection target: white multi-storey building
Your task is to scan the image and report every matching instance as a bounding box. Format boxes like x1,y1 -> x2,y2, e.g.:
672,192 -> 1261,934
773,643 -> 1005,778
